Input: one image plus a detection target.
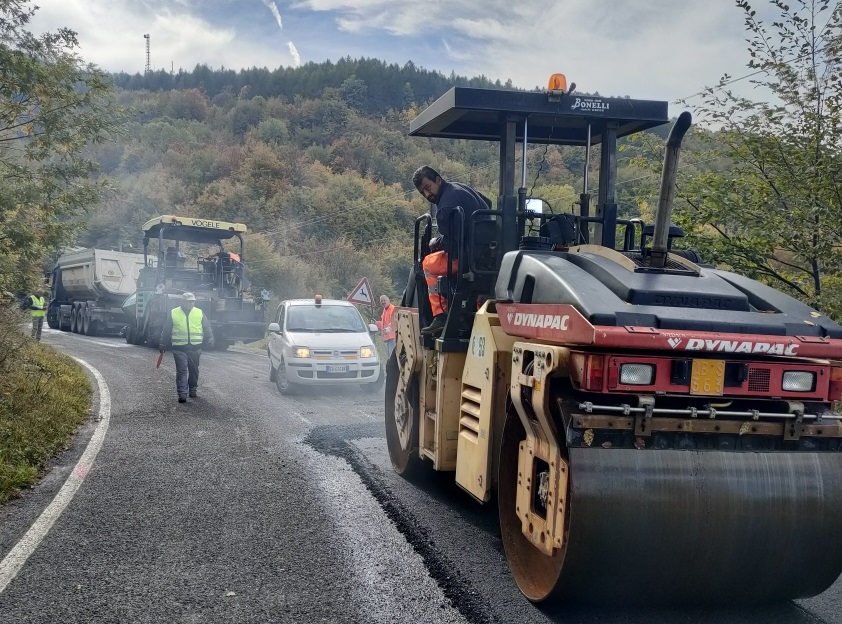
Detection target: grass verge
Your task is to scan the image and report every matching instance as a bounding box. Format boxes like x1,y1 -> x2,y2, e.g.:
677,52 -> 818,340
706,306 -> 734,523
0,306 -> 92,503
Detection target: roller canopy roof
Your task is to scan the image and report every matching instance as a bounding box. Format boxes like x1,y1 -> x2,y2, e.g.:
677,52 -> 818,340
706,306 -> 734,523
142,215 -> 247,243
409,87 -> 670,145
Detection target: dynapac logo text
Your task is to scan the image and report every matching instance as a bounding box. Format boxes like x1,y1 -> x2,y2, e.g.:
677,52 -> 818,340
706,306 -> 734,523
685,338 -> 798,356
511,313 -> 570,330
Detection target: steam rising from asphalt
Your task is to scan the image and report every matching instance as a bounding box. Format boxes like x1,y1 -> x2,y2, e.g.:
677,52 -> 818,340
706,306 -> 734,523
259,0 -> 301,68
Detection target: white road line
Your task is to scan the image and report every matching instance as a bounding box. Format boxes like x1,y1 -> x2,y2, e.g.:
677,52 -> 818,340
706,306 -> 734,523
0,358 -> 111,594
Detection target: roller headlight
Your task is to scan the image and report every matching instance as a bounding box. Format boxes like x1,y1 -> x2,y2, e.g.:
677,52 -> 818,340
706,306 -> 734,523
782,371 -> 815,392
619,363 -> 655,385
360,346 -> 375,358
293,346 -> 311,358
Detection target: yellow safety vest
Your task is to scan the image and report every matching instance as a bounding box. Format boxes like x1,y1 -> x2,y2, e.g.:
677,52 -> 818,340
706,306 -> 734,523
171,306 -> 204,346
30,295 -> 45,318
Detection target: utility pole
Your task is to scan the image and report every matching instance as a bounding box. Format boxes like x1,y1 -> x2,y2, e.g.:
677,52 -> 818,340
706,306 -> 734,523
143,34 -> 151,74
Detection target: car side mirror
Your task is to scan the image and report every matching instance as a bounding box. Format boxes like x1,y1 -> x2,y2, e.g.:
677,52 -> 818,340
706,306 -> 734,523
368,323 -> 379,333
268,322 -> 281,333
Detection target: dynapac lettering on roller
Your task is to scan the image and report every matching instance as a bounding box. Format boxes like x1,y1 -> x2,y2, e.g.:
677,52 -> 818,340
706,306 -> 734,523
511,313 -> 570,330
685,338 -> 798,356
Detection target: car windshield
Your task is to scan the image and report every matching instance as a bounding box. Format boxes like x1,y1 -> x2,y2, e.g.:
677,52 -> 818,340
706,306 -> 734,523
286,304 -> 367,333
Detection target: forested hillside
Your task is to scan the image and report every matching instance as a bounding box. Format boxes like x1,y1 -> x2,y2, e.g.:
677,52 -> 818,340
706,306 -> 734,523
81,60 -> 671,303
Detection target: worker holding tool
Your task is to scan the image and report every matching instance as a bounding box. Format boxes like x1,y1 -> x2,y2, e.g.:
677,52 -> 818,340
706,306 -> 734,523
159,292 -> 214,403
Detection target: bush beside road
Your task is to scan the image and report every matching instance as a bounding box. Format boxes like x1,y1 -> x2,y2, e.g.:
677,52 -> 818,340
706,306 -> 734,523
0,306 -> 91,503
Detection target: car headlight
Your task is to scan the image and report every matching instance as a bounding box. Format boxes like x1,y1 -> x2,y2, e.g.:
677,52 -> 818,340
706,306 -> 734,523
360,346 -> 375,358
293,346 -> 310,358
782,371 -> 815,392
619,363 -> 655,385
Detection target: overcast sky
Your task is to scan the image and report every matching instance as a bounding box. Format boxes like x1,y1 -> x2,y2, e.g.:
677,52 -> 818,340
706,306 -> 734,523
29,0 -> 764,114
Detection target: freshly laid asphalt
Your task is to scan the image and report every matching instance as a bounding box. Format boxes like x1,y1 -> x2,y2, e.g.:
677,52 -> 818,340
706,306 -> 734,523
0,329 -> 840,623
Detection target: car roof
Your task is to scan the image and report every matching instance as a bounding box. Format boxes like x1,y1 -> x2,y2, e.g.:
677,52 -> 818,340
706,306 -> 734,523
284,299 -> 355,307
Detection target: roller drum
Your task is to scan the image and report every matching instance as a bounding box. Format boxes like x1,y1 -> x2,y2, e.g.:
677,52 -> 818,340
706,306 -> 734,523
554,447 -> 842,604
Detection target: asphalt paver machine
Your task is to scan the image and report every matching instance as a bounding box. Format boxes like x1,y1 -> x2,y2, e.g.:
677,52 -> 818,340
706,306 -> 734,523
385,76 -> 842,605
123,215 -> 267,350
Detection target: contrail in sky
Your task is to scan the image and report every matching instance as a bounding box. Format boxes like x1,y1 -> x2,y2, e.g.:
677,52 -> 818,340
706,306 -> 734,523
258,0 -> 301,68
287,42 -> 301,67
260,0 -> 283,30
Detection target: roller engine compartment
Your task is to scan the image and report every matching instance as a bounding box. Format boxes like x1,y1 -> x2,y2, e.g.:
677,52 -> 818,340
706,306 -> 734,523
497,247 -> 842,337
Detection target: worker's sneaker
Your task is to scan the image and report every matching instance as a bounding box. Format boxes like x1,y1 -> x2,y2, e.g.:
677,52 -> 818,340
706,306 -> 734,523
189,389 -> 198,398
178,395 -> 187,403
420,314 -> 447,336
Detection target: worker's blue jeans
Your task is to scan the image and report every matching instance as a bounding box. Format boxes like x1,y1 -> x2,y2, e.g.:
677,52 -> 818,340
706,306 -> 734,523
172,348 -> 201,397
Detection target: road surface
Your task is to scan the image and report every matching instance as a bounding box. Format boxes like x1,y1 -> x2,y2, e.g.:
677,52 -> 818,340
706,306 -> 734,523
1,329 -> 840,623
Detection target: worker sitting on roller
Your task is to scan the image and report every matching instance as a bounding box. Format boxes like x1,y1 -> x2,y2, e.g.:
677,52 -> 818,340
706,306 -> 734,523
412,165 -> 492,335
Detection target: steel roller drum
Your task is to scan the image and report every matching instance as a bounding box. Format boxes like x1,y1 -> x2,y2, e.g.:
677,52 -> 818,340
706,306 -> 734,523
551,447 -> 842,604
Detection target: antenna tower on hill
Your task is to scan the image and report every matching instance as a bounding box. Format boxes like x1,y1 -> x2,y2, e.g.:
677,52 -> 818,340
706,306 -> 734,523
143,34 -> 151,74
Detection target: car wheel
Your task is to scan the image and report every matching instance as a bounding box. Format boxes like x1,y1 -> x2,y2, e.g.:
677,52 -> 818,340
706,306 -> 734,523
275,358 -> 294,395
269,358 -> 277,382
361,377 -> 383,393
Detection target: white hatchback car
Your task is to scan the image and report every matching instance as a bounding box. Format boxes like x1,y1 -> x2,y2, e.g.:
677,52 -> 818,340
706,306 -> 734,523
268,297 -> 382,394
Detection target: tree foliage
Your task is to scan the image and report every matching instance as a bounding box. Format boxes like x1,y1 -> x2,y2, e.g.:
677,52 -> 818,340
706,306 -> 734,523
0,0 -> 121,292
675,0 -> 842,317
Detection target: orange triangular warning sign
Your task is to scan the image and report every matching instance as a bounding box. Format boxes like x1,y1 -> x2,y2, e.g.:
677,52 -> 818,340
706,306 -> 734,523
347,277 -> 374,306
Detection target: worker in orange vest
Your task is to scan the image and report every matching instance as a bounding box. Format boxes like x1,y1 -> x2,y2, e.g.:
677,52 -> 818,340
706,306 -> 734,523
412,165 -> 491,335
377,295 -> 396,358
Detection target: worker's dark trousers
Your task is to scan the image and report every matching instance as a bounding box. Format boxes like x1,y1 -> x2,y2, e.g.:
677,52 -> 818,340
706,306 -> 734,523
172,348 -> 201,397
31,316 -> 43,341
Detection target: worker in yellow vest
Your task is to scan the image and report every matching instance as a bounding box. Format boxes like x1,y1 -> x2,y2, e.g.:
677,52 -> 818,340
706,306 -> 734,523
159,292 -> 214,403
29,288 -> 47,341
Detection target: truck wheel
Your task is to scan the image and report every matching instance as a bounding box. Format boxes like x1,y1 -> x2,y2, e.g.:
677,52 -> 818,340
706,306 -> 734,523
47,310 -> 59,330
70,306 -> 79,333
81,305 -> 91,335
124,323 -> 136,344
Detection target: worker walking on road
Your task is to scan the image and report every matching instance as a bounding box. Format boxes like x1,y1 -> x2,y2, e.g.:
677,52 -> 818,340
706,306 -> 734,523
377,295 -> 396,358
159,292 -> 214,403
29,288 -> 47,341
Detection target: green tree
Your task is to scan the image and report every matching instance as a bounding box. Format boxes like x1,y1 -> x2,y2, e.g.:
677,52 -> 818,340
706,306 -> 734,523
0,0 -> 120,291
676,0 -> 842,317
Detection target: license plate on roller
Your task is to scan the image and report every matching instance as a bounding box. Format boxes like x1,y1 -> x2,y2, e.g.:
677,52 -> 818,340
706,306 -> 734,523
326,365 -> 348,373
690,359 -> 725,395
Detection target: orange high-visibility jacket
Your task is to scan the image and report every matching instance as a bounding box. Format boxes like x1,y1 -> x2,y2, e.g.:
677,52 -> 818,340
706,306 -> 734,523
377,304 -> 396,341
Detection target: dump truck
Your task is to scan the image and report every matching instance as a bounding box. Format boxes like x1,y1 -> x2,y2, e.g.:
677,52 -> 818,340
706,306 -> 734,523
386,75 -> 842,606
122,215 -> 267,350
47,247 -> 146,336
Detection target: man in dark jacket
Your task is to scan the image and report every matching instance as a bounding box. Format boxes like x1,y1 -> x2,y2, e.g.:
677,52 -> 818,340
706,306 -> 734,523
159,292 -> 214,403
412,165 -> 492,335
